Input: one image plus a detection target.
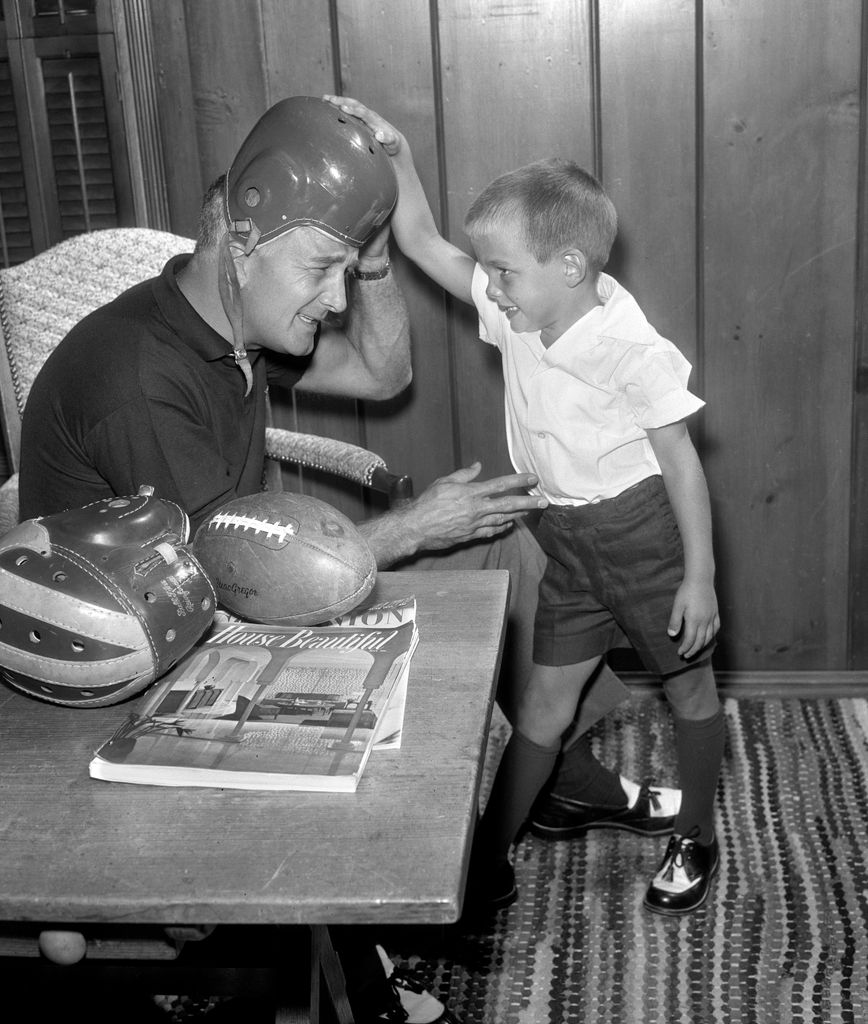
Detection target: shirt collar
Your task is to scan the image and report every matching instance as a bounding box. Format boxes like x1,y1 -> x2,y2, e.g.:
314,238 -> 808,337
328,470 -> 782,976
153,253 -> 257,364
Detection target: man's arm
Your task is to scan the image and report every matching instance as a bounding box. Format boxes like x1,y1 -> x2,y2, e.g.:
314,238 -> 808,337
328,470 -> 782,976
324,95 -> 475,304
356,462 -> 548,568
293,223 -> 412,400
646,420 -> 720,659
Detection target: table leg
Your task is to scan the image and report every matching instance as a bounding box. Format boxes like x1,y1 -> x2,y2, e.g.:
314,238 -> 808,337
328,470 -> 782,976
274,925 -> 354,1024
310,925 -> 355,1023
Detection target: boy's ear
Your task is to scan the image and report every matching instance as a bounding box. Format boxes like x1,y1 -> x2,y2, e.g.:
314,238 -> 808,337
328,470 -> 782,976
563,249 -> 587,286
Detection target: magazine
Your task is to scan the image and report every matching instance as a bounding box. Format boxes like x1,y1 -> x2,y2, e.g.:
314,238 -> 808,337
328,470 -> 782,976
88,596 -> 418,793
329,596 -> 416,751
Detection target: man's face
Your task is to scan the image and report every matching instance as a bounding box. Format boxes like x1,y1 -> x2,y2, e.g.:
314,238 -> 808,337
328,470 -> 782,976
236,227 -> 358,356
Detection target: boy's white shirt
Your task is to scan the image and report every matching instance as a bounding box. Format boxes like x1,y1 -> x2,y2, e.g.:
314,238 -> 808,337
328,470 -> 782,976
471,264 -> 704,506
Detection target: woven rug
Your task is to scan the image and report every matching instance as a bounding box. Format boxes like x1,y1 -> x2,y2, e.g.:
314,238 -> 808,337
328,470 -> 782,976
389,696 -> 868,1024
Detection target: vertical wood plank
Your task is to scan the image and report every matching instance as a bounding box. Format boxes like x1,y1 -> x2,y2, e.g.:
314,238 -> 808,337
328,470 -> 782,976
334,0 -> 456,496
598,1 -> 697,675
261,0 -> 337,102
702,0 -> 860,670
181,0 -> 268,184
437,0 -> 596,476
598,1 -> 698,369
258,0 -> 364,516
849,0 -> 868,669
147,0 -> 202,236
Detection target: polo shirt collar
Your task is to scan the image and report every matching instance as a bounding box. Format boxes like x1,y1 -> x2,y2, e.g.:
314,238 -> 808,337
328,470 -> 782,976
153,253 -> 260,365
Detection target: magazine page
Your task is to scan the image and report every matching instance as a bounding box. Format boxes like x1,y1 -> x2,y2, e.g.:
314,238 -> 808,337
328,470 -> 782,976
89,617 -> 417,792
329,595 -> 417,628
330,595 -> 417,750
209,594 -> 418,750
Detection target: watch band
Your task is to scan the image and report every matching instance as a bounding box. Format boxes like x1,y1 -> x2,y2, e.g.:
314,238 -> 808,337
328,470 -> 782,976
352,260 -> 391,280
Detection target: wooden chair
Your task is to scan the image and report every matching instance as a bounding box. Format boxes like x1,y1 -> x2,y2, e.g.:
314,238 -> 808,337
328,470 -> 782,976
0,227 -> 412,536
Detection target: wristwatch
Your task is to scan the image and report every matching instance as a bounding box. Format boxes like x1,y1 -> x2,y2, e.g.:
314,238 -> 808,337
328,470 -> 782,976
352,260 -> 391,280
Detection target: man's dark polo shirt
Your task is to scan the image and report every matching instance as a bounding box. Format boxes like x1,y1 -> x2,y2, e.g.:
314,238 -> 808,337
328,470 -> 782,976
19,254 -> 312,531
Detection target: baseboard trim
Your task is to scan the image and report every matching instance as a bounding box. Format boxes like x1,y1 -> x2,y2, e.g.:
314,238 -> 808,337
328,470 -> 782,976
622,671 -> 868,699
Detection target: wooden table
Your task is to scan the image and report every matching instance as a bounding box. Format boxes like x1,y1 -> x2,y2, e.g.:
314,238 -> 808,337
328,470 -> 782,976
0,569 -> 509,1020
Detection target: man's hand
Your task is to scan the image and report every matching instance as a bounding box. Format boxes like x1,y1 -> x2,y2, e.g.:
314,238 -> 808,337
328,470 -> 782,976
409,462 -> 547,548
358,221 -> 391,267
358,462 -> 548,567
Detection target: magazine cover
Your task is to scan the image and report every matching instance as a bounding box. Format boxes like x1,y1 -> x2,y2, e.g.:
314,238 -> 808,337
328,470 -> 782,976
329,595 -> 416,750
89,604 -> 417,793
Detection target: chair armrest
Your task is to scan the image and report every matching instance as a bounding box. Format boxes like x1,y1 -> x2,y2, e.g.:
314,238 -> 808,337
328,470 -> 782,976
264,428 -> 413,504
0,473 -> 19,537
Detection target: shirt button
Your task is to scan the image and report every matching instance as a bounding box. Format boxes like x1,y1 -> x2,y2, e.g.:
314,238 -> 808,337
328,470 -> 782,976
537,432 -> 547,438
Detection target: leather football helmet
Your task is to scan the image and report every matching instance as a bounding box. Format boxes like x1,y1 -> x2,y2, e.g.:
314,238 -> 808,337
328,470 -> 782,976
0,487 -> 216,707
224,95 -> 398,253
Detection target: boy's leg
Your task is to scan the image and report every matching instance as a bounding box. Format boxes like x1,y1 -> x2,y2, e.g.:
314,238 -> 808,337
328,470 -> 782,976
405,522 -> 663,836
663,659 -> 724,843
528,660 -> 680,839
465,658 -> 600,912
644,659 -> 724,916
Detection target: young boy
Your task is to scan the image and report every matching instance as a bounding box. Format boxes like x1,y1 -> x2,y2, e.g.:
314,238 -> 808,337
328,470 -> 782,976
326,97 -> 724,917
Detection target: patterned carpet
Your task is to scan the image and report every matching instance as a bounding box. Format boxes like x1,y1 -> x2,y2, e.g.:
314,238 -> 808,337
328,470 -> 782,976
389,696 -> 868,1024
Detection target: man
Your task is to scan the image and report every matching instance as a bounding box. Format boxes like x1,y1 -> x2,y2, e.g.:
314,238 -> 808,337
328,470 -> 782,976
18,96 -> 675,1020
19,97 -> 541,559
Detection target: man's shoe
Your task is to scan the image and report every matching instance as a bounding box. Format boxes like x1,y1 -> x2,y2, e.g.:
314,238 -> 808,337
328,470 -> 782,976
377,946 -> 461,1023
528,779 -> 680,839
389,965 -> 461,1023
643,831 -> 719,916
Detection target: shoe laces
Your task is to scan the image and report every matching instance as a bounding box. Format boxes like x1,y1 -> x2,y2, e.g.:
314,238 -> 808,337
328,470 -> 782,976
641,781 -> 662,812
390,966 -> 426,998
661,828 -> 701,880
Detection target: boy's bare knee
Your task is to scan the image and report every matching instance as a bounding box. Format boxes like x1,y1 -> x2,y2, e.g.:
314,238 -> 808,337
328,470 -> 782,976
661,659 -> 719,719
517,657 -> 603,743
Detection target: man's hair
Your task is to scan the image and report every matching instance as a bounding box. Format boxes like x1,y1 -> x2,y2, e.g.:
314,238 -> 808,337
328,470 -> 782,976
195,175 -> 228,253
464,159 -> 617,271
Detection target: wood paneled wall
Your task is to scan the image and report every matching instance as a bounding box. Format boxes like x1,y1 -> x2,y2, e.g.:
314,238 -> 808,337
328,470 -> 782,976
147,0 -> 868,674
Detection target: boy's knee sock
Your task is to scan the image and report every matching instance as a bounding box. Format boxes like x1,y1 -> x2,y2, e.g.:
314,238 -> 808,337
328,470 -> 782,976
672,706 -> 726,845
477,729 -> 560,861
550,731 -> 627,807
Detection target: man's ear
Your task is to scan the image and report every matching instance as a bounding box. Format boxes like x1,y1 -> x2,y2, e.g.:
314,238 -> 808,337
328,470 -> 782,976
563,249 -> 587,287
225,236 -> 251,286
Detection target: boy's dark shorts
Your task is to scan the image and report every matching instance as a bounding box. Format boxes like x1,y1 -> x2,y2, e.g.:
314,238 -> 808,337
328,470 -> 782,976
532,475 -> 715,676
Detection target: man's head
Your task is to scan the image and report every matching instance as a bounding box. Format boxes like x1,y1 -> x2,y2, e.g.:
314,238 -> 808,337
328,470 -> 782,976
224,95 -> 398,254
464,158 -> 617,271
194,97 -> 397,390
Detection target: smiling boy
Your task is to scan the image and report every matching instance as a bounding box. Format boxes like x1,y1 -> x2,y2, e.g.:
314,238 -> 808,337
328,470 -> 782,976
328,95 -> 724,918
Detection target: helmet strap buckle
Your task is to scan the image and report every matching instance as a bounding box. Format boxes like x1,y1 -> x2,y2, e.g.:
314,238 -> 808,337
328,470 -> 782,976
230,219 -> 262,256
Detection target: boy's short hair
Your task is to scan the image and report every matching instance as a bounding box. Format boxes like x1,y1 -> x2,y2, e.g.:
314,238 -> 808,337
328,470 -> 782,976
464,159 -> 617,271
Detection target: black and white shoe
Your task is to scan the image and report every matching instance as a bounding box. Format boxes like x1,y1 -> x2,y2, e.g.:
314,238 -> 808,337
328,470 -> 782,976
529,777 -> 681,839
643,830 -> 719,916
376,946 -> 461,1023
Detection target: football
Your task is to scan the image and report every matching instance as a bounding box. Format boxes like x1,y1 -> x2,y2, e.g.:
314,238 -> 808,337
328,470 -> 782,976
192,492 -> 376,625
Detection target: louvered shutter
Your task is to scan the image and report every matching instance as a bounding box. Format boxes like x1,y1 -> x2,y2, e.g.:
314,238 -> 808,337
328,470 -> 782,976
1,0 -> 134,267
0,52 -> 33,266
42,54 -> 118,236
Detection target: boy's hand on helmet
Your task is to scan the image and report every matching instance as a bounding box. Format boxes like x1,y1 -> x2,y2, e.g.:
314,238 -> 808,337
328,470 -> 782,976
323,95 -> 405,157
